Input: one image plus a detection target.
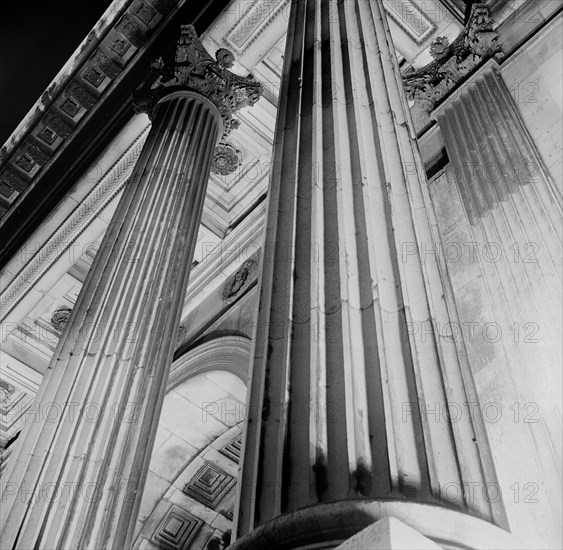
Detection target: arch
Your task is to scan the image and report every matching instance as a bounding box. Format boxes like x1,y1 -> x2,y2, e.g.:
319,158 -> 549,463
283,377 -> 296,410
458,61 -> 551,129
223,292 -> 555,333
133,337 -> 252,547
168,335 -> 252,392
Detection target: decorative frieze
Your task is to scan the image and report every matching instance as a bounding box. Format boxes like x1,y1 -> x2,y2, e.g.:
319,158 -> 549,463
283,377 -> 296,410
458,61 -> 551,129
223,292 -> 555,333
383,0 -> 436,44
222,0 -> 437,55
225,0 -> 290,52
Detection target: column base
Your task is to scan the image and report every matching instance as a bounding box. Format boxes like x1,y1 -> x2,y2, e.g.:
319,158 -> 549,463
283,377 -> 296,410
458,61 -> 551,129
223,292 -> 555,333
335,517 -> 441,549
229,500 -> 527,550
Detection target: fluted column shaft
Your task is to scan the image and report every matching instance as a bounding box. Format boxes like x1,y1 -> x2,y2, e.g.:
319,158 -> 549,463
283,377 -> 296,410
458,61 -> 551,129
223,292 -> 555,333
0,92 -> 221,549
0,24 -> 262,549
234,0 -> 507,546
434,61 -> 562,524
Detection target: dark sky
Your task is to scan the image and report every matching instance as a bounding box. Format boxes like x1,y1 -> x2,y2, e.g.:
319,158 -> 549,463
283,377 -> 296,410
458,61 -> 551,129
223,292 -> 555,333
0,1 -> 113,146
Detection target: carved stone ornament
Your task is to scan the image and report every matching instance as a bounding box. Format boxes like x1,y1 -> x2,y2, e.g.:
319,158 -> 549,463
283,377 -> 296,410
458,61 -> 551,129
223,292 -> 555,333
176,325 -> 186,347
51,306 -> 72,334
211,142 -> 242,175
429,36 -> 450,60
132,25 -> 263,139
0,381 -> 15,404
402,3 -> 502,112
222,259 -> 257,303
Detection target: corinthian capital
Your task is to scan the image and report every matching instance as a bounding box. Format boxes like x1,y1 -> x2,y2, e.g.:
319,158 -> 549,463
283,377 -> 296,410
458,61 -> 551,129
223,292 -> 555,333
402,3 -> 502,112
133,25 -> 262,138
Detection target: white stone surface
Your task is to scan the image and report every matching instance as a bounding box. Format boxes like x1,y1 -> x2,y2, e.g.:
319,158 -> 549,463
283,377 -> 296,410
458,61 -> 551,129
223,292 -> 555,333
336,517 -> 442,550
502,13 -> 563,195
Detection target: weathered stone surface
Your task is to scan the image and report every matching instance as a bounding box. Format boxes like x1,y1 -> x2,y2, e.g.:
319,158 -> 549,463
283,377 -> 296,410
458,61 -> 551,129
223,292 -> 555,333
430,55 -> 563,550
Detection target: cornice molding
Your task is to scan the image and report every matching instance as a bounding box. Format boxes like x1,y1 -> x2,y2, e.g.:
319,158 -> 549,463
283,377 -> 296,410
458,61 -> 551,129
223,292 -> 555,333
0,0 -> 178,218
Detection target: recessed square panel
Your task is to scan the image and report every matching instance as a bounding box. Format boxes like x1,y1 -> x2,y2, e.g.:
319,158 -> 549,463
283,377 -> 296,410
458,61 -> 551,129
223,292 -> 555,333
219,434 -> 242,464
60,97 -> 82,118
83,65 -> 106,88
151,504 -> 202,550
183,462 -> 236,509
133,2 -> 158,25
37,126 -> 58,146
15,154 -> 35,173
110,36 -> 132,57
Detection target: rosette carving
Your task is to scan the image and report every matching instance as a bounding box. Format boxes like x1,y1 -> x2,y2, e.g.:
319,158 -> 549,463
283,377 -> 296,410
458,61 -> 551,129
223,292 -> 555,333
222,259 -> 257,304
133,25 -> 263,139
211,142 -> 241,175
51,306 -> 72,334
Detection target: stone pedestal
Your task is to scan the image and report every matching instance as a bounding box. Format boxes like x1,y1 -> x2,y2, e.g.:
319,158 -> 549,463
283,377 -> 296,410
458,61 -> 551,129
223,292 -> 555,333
232,1 -> 513,548
229,501 -> 526,550
0,26 -> 261,550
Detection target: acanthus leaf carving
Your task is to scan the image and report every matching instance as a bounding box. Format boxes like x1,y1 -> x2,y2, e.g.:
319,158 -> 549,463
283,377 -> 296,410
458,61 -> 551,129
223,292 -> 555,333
132,25 -> 263,140
402,3 -> 502,113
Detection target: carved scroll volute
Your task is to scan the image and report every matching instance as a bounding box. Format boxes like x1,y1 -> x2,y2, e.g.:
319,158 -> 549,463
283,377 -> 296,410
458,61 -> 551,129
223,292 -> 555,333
133,25 -> 263,142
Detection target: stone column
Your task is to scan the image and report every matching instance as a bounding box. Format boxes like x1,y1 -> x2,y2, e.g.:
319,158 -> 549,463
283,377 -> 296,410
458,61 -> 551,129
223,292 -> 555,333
231,1 -> 520,548
433,59 -> 562,529
0,26 -> 261,550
